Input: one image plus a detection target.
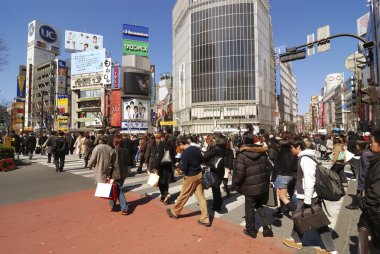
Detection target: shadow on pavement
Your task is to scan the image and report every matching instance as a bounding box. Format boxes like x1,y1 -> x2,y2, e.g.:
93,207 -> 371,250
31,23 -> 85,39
127,193 -> 160,214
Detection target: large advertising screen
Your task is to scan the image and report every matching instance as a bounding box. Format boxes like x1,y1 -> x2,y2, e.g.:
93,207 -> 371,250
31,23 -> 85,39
122,24 -> 149,42
123,72 -> 150,96
71,48 -> 105,75
122,40 -> 149,56
27,20 -> 60,54
64,30 -> 103,52
123,99 -> 149,121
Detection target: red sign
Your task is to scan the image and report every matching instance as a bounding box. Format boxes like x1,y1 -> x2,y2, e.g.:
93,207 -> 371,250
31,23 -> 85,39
113,66 -> 119,89
110,89 -> 122,127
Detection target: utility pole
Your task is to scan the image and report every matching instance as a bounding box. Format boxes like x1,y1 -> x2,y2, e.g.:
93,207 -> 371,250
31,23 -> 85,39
40,91 -> 45,132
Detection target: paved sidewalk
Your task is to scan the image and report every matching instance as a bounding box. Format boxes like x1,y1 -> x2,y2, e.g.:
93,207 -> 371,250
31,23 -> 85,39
0,189 -> 292,254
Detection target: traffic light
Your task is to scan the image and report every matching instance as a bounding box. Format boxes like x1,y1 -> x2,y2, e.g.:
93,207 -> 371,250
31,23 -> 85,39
279,48 -> 307,63
361,85 -> 379,104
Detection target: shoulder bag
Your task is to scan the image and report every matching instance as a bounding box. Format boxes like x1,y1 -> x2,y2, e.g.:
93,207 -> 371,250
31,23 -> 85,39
161,149 -> 171,164
205,156 -> 223,169
292,203 -> 330,234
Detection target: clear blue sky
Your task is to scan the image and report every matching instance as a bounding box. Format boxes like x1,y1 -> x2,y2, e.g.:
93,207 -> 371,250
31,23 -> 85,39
0,0 -> 369,114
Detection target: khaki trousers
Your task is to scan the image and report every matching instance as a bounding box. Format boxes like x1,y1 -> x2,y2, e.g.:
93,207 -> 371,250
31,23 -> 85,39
171,172 -> 210,223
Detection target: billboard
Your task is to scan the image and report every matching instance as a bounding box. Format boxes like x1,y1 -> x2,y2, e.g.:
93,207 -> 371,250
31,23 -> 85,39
12,102 -> 25,131
110,89 -> 122,127
57,95 -> 68,114
123,72 -> 150,96
27,20 -> 60,54
17,75 -> 26,98
122,40 -> 149,56
357,12 -> 370,37
64,30 -> 103,52
122,24 -> 149,42
121,121 -> 149,132
71,48 -> 105,75
123,99 -> 149,121
178,63 -> 185,110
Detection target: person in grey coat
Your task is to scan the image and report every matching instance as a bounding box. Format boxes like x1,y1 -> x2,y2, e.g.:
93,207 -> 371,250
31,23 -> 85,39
88,135 -> 112,184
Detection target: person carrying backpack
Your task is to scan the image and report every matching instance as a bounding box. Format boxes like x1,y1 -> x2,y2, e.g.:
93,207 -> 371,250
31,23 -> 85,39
53,130 -> 69,172
283,137 -> 337,254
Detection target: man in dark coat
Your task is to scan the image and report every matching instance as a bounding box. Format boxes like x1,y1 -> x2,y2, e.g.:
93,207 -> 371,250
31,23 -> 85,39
53,130 -> 69,172
347,131 -> 360,179
10,130 -> 21,159
232,132 -> 273,238
26,132 -> 37,159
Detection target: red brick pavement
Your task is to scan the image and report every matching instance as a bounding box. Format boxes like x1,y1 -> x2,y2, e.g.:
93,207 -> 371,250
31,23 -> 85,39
0,189 -> 293,254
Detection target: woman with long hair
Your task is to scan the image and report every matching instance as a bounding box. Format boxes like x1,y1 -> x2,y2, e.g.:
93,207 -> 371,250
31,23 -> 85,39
330,137 -> 348,184
222,138 -> 234,197
107,134 -> 130,215
153,132 -> 176,204
203,134 -> 227,212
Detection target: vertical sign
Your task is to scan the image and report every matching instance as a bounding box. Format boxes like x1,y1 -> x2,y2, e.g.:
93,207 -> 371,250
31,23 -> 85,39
307,33 -> 315,56
110,89 -> 122,127
150,65 -> 155,106
317,25 -> 330,53
102,58 -> 112,86
179,63 -> 185,110
17,76 -> 26,98
113,65 -> 119,89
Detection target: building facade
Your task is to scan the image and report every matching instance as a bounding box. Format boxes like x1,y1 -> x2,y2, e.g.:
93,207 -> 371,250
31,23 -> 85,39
172,0 -> 275,134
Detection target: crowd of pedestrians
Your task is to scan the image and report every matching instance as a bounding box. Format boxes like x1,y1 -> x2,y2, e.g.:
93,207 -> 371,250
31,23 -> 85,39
4,126 -> 380,254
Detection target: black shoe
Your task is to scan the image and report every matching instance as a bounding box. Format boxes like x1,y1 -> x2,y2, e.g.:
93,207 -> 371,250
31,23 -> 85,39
243,228 -> 257,238
346,204 -> 359,210
211,207 -> 222,212
197,220 -> 211,227
262,225 -> 273,237
137,168 -> 142,173
272,208 -> 283,218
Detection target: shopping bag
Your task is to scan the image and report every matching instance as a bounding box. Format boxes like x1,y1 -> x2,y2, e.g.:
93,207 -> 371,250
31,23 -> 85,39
344,150 -> 355,162
95,179 -> 114,198
147,172 -> 159,187
266,187 -> 278,207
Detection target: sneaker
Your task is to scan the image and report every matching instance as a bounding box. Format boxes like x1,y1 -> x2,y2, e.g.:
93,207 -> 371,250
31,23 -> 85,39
345,204 -> 359,210
282,238 -> 302,250
262,225 -> 273,237
314,248 -> 337,254
166,208 -> 178,219
118,210 -> 129,215
197,220 -> 211,227
243,228 -> 258,238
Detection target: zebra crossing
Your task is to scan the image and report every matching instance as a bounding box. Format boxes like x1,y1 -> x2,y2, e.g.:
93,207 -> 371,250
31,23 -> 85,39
25,153 -> 354,237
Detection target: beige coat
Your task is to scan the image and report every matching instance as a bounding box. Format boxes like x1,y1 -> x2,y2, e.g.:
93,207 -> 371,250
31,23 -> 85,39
88,144 -> 112,183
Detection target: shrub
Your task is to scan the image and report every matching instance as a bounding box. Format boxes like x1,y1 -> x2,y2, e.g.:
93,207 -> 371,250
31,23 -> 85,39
0,144 -> 15,160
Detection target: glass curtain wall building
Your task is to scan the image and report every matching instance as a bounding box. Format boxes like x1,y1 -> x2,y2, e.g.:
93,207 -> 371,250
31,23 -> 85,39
172,0 -> 275,134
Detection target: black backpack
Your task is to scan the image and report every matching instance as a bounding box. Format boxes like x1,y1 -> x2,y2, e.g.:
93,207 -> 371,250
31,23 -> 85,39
300,155 -> 345,201
56,137 -> 67,153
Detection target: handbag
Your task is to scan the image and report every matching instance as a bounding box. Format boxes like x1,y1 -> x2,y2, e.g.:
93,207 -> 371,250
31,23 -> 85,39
205,156 -> 223,169
266,187 -> 278,207
147,172 -> 160,187
344,150 -> 355,162
292,203 -> 330,234
201,169 -> 220,189
161,149 -> 171,164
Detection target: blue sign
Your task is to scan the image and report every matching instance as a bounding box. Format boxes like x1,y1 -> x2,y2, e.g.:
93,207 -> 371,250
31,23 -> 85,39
122,24 -> 149,42
58,60 -> 66,68
17,76 -> 26,98
39,25 -> 57,43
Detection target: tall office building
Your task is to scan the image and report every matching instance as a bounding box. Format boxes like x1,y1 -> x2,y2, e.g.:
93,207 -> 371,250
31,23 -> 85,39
25,20 -> 60,129
172,0 -> 275,134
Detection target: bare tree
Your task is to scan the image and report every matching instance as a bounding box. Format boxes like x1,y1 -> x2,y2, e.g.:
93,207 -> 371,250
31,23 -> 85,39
0,97 -> 12,133
0,36 -> 8,71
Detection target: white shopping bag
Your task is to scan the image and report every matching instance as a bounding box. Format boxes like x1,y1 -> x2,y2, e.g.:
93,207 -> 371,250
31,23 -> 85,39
95,179 -> 114,198
147,173 -> 159,187
344,150 -> 355,163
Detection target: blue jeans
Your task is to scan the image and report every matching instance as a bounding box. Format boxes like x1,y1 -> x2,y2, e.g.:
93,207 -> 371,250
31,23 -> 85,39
109,180 -> 128,211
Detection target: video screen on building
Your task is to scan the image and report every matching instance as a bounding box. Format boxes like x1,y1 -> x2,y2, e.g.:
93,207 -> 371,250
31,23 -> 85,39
123,72 -> 150,96
123,99 -> 149,121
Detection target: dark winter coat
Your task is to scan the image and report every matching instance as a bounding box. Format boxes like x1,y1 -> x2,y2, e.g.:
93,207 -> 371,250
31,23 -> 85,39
107,147 -> 130,181
26,135 -> 37,151
361,152 -> 380,210
232,144 -> 269,196
203,145 -> 226,179
224,148 -> 234,169
154,140 -> 175,185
